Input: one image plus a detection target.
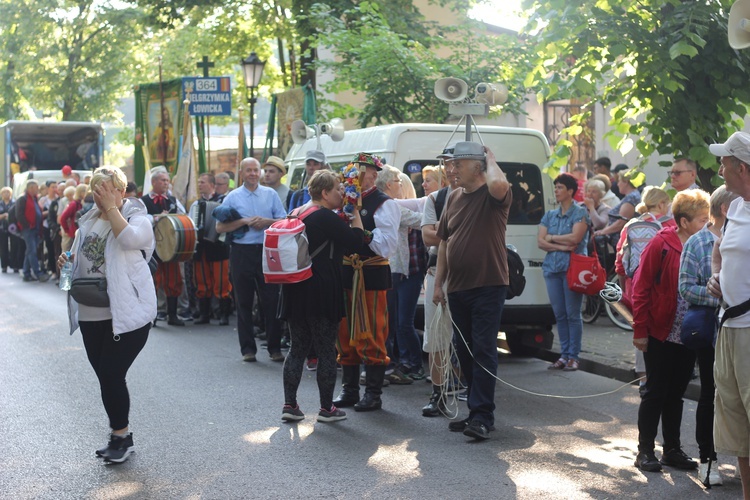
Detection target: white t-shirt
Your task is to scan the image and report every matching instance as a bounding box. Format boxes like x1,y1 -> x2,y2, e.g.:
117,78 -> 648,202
719,197 -> 750,328
76,218 -> 113,321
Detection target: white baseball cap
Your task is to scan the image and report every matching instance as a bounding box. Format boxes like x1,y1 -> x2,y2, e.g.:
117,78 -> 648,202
709,132 -> 750,165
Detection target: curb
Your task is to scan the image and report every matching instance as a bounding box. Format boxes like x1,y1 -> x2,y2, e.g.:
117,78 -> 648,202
537,349 -> 701,402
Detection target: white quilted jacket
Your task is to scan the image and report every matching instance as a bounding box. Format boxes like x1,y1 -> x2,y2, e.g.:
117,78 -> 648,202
67,198 -> 157,335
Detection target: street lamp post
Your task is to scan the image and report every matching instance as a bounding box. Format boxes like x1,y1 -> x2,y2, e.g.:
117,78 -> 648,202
241,52 -> 266,159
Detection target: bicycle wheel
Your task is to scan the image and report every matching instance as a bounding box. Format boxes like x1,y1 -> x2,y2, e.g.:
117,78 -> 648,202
581,294 -> 602,323
603,272 -> 633,331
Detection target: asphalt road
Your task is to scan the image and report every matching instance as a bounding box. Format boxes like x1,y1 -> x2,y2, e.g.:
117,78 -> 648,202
0,272 -> 742,499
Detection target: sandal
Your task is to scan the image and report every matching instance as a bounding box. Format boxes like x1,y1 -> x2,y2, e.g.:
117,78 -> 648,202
563,359 -> 579,371
548,359 -> 567,370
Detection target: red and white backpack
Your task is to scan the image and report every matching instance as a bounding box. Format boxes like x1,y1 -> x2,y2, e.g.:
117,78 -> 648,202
262,205 -> 328,284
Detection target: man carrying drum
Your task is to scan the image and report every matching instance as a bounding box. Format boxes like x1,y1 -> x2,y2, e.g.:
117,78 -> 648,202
189,173 -> 231,325
142,169 -> 186,326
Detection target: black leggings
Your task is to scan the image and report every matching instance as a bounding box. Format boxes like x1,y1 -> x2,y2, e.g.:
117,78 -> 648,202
283,316 -> 339,410
80,320 -> 150,430
695,346 -> 718,462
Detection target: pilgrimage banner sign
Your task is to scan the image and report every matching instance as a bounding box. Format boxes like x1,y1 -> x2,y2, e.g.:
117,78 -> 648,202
134,78 -> 184,185
182,77 -> 231,116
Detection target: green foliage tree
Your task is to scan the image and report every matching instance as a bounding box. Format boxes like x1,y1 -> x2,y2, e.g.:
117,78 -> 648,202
521,0 -> 750,186
311,0 -> 532,126
0,0 -> 145,122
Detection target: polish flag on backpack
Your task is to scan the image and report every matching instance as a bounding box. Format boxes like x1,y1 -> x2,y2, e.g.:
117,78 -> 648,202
263,205 -> 324,284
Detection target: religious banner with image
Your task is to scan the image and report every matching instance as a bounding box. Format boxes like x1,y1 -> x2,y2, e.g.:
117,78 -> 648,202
134,78 -> 184,186
276,87 -> 305,160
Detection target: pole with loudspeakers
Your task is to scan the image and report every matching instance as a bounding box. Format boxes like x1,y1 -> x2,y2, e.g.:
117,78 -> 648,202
433,77 -> 508,145
290,118 -> 345,149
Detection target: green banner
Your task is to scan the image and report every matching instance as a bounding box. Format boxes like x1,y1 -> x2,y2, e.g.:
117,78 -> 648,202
134,78 -> 184,190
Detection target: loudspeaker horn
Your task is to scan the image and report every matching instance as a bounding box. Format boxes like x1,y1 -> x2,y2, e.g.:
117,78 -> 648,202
291,120 -> 315,145
434,77 -> 469,102
729,0 -> 750,49
319,118 -> 345,142
475,82 -> 509,106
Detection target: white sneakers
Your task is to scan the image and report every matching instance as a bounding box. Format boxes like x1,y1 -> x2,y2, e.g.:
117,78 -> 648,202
698,461 -> 723,487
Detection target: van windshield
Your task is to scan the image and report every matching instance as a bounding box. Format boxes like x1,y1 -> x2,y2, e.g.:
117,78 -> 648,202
401,161 -> 544,225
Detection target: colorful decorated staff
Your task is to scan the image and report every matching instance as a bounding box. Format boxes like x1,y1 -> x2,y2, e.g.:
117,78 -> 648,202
341,153 -> 385,216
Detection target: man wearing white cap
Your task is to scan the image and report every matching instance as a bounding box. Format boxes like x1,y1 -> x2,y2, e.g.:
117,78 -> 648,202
433,142 -> 512,441
707,131 -> 750,498
263,156 -> 289,210
287,150 -> 327,212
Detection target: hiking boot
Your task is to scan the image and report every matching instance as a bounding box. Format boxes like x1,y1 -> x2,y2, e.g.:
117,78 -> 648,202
422,392 -> 446,417
317,406 -> 347,422
660,448 -> 698,470
102,433 -> 135,464
634,451 -> 663,472
281,404 -> 305,422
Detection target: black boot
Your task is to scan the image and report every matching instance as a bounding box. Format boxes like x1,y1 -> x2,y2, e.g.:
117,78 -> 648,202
354,365 -> 386,412
422,386 -> 445,417
333,365 -> 360,408
219,298 -> 231,326
167,297 -> 185,326
195,298 -> 211,324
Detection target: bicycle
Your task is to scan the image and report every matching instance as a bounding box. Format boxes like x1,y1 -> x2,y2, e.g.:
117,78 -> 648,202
580,234 -> 632,331
581,271 -> 632,331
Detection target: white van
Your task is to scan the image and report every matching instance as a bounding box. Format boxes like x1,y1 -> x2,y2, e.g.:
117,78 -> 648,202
284,123 -> 556,353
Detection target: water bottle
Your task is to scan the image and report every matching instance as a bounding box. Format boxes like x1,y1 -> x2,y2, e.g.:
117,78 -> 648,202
59,252 -> 73,291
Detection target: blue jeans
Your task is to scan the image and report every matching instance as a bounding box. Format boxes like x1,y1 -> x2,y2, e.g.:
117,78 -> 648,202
21,228 -> 40,278
393,272 -> 424,369
448,285 -> 506,427
543,271 -> 584,361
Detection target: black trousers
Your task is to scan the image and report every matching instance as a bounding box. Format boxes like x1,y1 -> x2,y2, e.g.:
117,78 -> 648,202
80,320 -> 150,430
42,226 -> 55,273
10,234 -> 23,270
695,345 -> 718,462
638,337 -> 696,453
230,244 -> 281,356
0,231 -> 9,270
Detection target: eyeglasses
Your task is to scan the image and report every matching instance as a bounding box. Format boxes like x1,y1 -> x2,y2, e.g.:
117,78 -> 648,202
669,170 -> 690,176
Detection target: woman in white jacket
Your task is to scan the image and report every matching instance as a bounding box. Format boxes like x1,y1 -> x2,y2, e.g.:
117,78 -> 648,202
59,166 -> 156,464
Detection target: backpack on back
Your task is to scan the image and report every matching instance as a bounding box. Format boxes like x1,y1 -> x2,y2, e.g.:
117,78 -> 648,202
263,205 -> 328,284
621,213 -> 671,278
506,245 -> 526,300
